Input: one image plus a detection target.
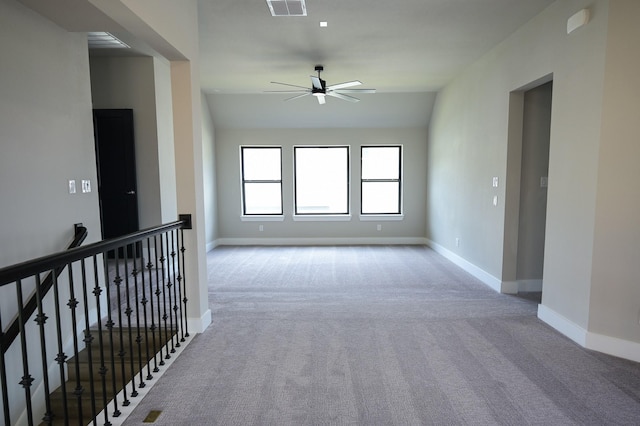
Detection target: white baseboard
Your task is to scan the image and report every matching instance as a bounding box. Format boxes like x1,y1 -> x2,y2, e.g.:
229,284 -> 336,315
586,331 -> 640,363
500,281 -> 519,294
538,304 -> 640,362
206,240 -> 217,252
537,304 -> 587,346
215,237 -> 428,246
518,279 -> 543,292
188,309 -> 212,333
425,239 -> 503,293
502,279 -> 543,293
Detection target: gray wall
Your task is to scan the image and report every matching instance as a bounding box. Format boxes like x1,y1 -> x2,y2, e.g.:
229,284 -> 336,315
214,128 -> 427,243
0,0 -> 103,419
201,94 -> 218,249
429,0 -> 640,357
588,0 -> 640,347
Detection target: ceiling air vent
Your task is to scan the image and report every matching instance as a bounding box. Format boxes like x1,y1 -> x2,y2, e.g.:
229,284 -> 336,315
87,32 -> 130,49
265,0 -> 307,16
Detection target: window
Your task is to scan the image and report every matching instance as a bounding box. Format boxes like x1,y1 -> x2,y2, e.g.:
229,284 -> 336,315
241,147 -> 282,215
361,146 -> 402,214
294,146 -> 349,215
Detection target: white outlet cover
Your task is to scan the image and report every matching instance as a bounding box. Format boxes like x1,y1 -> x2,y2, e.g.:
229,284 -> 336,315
81,179 -> 91,193
492,177 -> 499,188
493,195 -> 498,206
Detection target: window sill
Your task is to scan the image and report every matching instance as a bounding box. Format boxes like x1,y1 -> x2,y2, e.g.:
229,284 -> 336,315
241,215 -> 285,222
293,215 -> 352,222
359,214 -> 404,221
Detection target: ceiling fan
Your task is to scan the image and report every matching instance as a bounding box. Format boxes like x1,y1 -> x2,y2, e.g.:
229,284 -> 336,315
267,65 -> 375,104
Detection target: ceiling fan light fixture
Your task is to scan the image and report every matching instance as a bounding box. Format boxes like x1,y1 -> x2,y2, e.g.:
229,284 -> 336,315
265,0 -> 307,17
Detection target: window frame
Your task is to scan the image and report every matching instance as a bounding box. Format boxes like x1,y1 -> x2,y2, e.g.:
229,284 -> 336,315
293,145 -> 350,216
360,145 -> 403,216
240,146 -> 283,216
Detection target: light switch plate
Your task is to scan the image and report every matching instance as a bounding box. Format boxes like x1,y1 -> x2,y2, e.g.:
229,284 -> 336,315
81,179 -> 91,193
492,177 -> 499,188
68,180 -> 76,194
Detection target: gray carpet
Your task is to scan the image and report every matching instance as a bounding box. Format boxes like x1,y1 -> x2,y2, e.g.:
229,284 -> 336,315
122,245 -> 640,425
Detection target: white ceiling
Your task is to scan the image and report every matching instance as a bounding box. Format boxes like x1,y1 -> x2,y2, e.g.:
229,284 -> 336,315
199,0 -> 555,128
199,0 -> 555,94
21,0 -> 556,128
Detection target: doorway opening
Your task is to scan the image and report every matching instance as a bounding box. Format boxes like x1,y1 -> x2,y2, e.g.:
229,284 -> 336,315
504,77 -> 553,303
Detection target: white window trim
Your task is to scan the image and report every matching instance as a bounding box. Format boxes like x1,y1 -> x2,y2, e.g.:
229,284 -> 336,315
239,145 -> 283,217
359,214 -> 404,221
360,144 -> 404,216
241,215 -> 285,222
293,214 -> 352,222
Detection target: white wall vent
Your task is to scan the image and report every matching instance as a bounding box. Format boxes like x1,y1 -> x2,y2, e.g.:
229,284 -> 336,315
87,32 -> 130,49
266,0 -> 307,16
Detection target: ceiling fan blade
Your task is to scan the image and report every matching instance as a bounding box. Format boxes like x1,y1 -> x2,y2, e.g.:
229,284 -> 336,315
284,92 -> 311,101
326,80 -> 361,91
327,92 -> 360,103
310,76 -> 323,90
265,90 -> 309,93
271,81 -> 310,90
317,94 -> 326,105
333,88 -> 376,94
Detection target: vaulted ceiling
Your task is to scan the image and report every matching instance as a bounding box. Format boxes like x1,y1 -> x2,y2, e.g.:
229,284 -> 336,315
199,0 -> 555,128
21,0 -> 556,128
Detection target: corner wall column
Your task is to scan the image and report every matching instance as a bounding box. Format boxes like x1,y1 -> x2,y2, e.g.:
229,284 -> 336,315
170,60 -> 211,333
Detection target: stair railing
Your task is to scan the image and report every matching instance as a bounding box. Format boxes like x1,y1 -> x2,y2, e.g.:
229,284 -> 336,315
0,214 -> 192,426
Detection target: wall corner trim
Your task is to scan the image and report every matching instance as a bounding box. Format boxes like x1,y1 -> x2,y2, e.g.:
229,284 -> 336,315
537,304 -> 587,346
188,309 -> 212,334
585,332 -> 640,363
538,304 -> 640,363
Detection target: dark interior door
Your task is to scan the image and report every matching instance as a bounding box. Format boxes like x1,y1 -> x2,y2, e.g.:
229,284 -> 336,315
93,109 -> 139,245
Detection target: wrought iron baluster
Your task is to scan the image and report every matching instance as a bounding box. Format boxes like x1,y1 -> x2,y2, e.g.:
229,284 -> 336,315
147,237 -> 160,372
51,271 -> 69,423
113,254 -> 130,407
139,240 -> 153,381
92,254 -> 111,426
154,235 -> 165,366
102,253 -> 121,418
0,313 -> 10,426
123,246 -> 138,398
176,229 -> 185,342
171,231 -> 181,348
165,232 -> 176,353
15,279 -> 35,426
179,228 -> 189,339
168,231 -> 178,351
158,235 -> 170,361
80,259 -> 97,424
34,273 -> 53,424
131,243 -> 146,389
67,263 -> 84,421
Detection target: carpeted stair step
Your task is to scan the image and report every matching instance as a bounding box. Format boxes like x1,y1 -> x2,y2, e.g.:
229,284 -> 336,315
39,327 -> 176,426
